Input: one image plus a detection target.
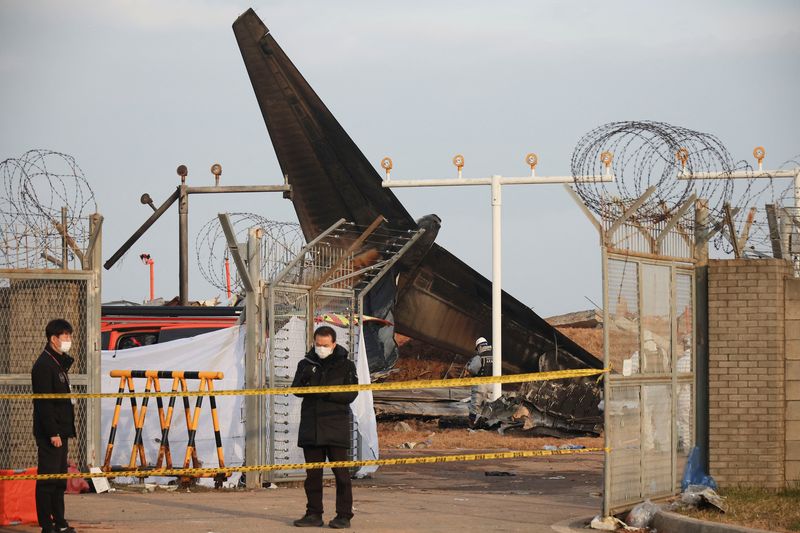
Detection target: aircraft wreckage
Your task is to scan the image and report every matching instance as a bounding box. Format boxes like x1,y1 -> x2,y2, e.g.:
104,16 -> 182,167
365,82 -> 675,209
232,9 -> 602,435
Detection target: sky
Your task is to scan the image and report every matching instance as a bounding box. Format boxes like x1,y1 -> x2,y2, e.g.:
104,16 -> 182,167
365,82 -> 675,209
1,0 -> 799,316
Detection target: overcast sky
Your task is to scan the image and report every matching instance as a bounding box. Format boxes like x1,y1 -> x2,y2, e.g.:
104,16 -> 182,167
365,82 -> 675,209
1,1 -> 799,316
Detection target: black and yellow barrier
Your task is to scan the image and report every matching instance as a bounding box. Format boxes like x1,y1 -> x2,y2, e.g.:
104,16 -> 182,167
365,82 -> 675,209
103,370 -> 227,487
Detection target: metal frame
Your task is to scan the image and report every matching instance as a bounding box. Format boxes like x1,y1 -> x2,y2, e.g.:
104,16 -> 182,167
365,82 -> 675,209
384,167 -> 613,400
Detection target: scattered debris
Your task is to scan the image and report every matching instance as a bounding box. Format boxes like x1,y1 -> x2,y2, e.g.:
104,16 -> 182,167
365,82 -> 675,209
376,389 -> 469,419
394,421 -> 413,433
484,471 -> 515,477
626,499 -> 661,528
677,484 -> 726,513
544,476 -> 565,480
478,375 -> 602,438
589,515 -> 636,531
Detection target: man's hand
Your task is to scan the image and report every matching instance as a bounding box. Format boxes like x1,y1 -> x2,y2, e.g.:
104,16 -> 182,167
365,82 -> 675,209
50,435 -> 62,448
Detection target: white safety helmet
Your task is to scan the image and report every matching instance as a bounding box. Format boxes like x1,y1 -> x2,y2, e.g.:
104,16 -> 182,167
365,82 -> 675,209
475,337 -> 488,348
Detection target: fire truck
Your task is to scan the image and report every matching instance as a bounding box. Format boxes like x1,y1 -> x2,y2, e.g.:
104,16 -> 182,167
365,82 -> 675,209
101,306 -> 241,351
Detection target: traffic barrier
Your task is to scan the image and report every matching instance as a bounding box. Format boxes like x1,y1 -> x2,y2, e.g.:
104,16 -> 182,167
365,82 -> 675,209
0,468 -> 37,526
103,370 -> 227,487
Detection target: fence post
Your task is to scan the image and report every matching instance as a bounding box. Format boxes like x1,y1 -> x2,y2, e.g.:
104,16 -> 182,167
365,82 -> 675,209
694,199 -> 710,473
86,213 -> 103,468
245,228 -> 262,488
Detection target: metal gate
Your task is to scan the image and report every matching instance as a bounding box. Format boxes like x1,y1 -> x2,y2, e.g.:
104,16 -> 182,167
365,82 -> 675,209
566,182 -> 697,515
602,252 -> 695,513
265,285 -> 356,482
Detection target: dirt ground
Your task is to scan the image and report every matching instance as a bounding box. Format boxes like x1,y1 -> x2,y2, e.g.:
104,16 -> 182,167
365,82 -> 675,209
378,420 -> 603,451
0,449 -> 603,533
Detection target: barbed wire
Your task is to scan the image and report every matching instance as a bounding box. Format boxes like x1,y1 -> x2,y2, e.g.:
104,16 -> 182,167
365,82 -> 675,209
195,213 -> 305,294
0,150 -> 97,269
570,121 -> 797,254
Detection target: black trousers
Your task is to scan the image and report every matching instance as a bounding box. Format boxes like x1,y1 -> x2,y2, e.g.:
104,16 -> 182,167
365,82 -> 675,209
35,437 -> 69,530
302,446 -> 353,519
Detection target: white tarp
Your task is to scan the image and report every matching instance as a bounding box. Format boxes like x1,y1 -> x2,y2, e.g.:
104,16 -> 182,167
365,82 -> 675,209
353,323 -> 380,477
100,320 -> 380,484
101,326 -> 245,486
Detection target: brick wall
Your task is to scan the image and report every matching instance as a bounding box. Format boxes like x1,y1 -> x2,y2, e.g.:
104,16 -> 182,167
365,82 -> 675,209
785,279 -> 800,483
708,258 -> 790,488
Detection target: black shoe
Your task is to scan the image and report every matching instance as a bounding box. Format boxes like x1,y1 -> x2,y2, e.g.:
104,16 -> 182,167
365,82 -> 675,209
57,526 -> 77,533
293,514 -> 324,527
328,516 -> 351,529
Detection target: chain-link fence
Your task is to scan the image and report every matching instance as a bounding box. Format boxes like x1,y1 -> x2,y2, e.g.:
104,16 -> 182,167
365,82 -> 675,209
0,272 -> 100,470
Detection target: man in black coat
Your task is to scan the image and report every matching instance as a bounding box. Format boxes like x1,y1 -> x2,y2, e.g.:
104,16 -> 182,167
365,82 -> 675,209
291,326 -> 358,529
31,319 -> 77,533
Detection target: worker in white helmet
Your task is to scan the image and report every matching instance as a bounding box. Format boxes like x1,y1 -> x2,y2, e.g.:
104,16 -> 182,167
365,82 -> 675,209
466,337 -> 493,427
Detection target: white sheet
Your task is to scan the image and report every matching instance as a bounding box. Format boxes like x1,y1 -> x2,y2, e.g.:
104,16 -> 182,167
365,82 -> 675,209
100,319 -> 381,484
101,326 -> 245,486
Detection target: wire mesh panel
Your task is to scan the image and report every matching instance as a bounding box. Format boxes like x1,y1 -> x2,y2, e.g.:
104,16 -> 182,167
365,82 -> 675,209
0,273 -> 95,470
675,379 -> 694,488
607,384 -> 641,507
607,259 -> 640,375
641,383 -> 672,497
640,264 -> 672,374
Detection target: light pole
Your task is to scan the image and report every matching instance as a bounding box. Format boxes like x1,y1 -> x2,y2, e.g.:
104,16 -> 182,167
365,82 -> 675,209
139,253 -> 155,302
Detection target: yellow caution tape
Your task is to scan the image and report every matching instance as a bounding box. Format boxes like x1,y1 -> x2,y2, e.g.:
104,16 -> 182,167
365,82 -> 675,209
0,447 -> 608,481
0,368 -> 608,400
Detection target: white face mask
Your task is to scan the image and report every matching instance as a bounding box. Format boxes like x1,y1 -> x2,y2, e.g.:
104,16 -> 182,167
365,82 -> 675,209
315,345 -> 333,359
59,339 -> 72,353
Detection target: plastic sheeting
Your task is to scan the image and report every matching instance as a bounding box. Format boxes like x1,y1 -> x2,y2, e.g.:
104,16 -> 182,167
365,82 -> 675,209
101,326 -> 246,486
100,322 -> 380,485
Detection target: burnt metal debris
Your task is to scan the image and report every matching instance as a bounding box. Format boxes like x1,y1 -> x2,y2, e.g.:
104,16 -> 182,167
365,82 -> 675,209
232,9 -> 601,382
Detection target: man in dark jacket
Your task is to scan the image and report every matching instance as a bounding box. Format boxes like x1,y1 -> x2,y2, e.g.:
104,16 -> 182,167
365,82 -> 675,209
291,326 -> 358,529
31,319 -> 77,533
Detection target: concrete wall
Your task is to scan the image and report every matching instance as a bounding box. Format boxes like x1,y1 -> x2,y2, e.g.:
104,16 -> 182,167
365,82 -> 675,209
708,258 -> 791,488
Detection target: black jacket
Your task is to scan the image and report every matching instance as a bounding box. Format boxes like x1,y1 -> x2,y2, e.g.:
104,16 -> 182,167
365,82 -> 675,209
291,344 -> 358,448
31,345 -> 76,439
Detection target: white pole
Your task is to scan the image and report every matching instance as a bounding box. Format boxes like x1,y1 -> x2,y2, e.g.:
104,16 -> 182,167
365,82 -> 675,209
491,174 -> 502,401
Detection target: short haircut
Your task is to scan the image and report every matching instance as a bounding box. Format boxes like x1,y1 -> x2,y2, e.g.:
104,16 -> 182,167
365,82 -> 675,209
46,319 -> 73,340
314,325 -> 336,342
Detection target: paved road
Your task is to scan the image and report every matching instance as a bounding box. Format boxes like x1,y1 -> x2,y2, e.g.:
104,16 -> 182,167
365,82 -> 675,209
1,451 -> 602,532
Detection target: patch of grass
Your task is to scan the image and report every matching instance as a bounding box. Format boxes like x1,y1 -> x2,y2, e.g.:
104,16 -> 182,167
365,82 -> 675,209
682,486 -> 800,533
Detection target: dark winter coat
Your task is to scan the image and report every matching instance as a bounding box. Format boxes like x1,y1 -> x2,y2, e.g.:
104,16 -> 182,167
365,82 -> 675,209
31,345 -> 76,439
291,344 -> 358,448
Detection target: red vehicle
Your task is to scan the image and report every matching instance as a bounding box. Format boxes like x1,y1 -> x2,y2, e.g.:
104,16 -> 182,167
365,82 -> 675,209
101,306 -> 241,351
